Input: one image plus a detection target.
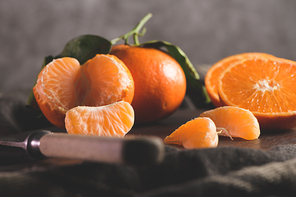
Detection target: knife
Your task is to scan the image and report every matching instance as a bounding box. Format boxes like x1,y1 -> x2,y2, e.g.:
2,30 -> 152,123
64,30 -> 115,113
0,130 -> 164,165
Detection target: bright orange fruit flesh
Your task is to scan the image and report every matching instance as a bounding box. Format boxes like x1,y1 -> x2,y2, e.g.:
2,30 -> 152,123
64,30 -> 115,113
200,106 -> 260,140
33,54 -> 134,129
164,117 -> 218,149
65,101 -> 134,137
218,57 -> 296,130
205,53 -> 275,107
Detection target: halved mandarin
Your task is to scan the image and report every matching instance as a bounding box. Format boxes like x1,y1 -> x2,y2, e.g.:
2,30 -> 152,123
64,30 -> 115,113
218,57 -> 296,130
205,53 -> 275,107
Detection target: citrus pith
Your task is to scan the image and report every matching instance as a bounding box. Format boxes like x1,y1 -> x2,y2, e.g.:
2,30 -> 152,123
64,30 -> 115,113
65,101 -> 134,137
33,54 -> 134,128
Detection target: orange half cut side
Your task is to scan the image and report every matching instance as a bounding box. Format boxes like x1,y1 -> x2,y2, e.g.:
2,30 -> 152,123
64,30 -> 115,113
205,52 -> 275,107
218,57 -> 296,130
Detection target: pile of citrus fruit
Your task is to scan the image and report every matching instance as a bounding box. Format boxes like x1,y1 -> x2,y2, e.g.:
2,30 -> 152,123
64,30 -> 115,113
28,13 -> 296,150
29,13 -> 191,137
33,55 -> 135,137
165,52 -> 296,149
205,53 -> 296,131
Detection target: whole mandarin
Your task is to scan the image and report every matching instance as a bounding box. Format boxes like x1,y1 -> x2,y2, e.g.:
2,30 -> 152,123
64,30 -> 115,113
110,44 -> 186,123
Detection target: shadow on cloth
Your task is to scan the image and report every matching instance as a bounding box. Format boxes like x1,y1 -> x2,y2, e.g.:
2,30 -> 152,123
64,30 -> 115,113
0,89 -> 296,196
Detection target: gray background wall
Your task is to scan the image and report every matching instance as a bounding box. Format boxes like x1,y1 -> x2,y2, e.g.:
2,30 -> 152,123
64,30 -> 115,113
1,0 -> 296,93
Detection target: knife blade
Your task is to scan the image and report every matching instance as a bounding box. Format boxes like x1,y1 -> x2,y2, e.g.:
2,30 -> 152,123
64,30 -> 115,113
0,130 -> 164,165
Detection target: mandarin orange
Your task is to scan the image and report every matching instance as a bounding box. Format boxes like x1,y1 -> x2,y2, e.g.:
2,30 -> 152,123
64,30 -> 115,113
205,53 -> 275,107
200,106 -> 260,140
110,44 -> 186,123
218,56 -> 296,130
164,117 -> 218,149
65,101 -> 134,137
33,54 -> 134,128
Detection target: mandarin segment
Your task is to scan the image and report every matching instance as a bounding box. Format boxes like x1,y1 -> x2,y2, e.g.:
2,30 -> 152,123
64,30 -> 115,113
33,54 -> 134,129
164,117 -> 218,149
200,106 -> 260,140
205,53 -> 275,107
65,101 -> 134,137
218,56 -> 296,130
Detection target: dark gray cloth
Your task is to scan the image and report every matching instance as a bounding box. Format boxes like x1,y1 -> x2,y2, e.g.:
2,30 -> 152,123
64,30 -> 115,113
1,89 -> 296,197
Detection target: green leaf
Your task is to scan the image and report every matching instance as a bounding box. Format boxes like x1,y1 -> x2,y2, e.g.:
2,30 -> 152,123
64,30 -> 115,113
59,34 -> 112,64
141,40 -> 211,107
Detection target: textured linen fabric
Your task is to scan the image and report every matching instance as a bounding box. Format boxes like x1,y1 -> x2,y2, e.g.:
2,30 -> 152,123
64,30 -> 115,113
0,90 -> 296,197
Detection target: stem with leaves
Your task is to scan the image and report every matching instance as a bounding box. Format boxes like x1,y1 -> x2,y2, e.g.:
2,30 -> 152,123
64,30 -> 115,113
111,13 -> 210,107
111,13 -> 152,46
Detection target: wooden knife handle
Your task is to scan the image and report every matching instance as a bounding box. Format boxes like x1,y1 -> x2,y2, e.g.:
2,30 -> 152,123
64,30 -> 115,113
39,133 -> 164,165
